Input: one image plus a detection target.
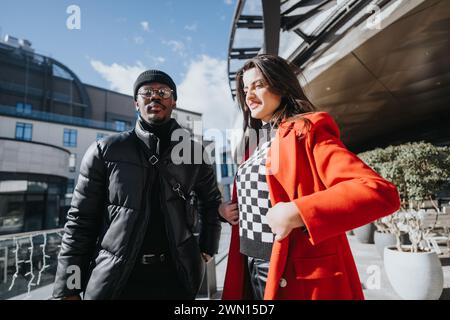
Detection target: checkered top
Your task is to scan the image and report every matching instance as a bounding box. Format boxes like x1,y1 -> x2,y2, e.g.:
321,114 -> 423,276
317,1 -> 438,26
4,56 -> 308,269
236,127 -> 276,260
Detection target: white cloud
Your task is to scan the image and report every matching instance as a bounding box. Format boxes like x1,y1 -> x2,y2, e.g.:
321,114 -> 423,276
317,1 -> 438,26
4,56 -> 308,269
90,59 -> 146,95
177,55 -> 238,132
145,54 -> 166,66
184,23 -> 197,32
141,21 -> 150,32
134,36 -> 144,45
224,0 -> 233,5
163,40 -> 186,56
244,0 -> 262,14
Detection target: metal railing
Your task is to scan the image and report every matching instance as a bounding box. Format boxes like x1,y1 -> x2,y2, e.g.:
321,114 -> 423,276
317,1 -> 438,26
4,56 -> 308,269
0,224 -> 231,300
0,228 -> 63,300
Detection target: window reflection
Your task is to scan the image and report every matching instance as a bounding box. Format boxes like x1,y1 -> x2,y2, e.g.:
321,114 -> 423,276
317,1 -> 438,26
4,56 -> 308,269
0,178 -> 66,236
0,194 -> 25,235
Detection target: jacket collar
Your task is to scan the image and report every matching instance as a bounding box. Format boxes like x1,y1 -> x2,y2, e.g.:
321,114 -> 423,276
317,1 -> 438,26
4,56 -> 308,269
134,117 -> 182,155
278,112 -> 315,138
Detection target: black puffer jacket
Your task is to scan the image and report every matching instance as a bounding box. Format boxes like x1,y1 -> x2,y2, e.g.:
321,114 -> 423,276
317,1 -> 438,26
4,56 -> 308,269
52,119 -> 222,299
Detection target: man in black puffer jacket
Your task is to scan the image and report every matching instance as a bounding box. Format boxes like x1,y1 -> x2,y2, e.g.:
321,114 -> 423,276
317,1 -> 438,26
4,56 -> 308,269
52,70 -> 222,300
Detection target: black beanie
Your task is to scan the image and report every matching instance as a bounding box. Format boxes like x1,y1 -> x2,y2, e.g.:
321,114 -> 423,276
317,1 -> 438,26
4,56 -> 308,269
133,70 -> 177,101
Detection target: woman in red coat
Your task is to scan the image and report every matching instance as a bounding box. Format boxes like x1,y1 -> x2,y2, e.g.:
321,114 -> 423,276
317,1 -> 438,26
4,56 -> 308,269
220,54 -> 400,300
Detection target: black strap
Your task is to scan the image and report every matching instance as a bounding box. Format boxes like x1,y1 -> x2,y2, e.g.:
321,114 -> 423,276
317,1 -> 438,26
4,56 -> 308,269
149,154 -> 188,201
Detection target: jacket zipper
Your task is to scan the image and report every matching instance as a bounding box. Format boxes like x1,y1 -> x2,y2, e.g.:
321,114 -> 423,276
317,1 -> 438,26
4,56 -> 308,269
111,161 -> 152,298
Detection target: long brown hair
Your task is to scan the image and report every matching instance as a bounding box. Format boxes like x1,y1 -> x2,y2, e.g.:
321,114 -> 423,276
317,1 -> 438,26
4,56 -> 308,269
235,54 -> 316,131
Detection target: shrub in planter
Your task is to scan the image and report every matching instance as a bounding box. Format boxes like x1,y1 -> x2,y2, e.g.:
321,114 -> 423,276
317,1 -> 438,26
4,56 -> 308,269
373,216 -> 399,257
360,142 -> 450,299
358,142 -> 450,252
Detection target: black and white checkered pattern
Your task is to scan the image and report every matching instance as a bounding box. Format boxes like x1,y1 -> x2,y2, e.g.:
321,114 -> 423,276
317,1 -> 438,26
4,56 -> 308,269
236,129 -> 276,259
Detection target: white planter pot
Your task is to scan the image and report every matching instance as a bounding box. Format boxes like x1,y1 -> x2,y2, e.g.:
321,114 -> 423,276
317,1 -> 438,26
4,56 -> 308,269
374,231 -> 397,258
353,223 -> 375,244
384,246 -> 444,300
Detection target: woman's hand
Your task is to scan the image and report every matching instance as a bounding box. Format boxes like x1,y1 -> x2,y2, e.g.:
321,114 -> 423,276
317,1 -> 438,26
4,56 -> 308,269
266,201 -> 304,241
219,201 -> 239,225
201,252 -> 212,263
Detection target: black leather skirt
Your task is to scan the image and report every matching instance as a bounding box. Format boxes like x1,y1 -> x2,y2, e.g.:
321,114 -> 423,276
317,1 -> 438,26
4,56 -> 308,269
246,256 -> 270,300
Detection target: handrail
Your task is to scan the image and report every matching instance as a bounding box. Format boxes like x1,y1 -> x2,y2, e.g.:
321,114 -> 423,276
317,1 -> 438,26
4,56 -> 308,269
0,228 -> 64,241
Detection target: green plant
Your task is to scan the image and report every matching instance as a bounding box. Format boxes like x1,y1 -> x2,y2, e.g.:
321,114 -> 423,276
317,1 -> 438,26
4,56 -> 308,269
358,142 -> 450,252
396,142 -> 450,210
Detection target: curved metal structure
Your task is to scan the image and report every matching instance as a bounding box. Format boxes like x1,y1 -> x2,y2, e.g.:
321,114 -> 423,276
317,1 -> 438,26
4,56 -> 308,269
0,41 -> 92,116
228,0 -> 395,99
227,0 -> 450,151
47,57 -> 92,114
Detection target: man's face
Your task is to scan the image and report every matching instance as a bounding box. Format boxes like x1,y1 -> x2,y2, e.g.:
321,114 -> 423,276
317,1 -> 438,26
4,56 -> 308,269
135,82 -> 176,124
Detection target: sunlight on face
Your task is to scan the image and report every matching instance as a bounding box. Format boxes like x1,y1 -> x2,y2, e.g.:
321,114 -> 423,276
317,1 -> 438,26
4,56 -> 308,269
135,82 -> 176,124
242,68 -> 282,123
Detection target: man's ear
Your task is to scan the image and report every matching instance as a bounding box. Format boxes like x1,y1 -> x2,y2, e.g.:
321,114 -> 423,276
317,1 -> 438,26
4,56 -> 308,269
172,100 -> 176,109
135,101 -> 139,111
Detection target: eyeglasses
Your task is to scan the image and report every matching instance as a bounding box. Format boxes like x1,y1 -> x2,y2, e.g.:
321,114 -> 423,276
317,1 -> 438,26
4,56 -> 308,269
137,88 -> 173,99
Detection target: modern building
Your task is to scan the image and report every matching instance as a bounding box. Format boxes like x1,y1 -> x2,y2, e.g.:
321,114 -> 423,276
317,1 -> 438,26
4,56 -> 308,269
0,35 -> 203,236
228,0 -> 450,153
216,145 -> 237,203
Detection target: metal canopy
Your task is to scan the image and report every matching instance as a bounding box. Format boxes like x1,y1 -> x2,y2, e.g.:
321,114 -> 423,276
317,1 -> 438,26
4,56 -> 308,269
237,15 -> 264,29
285,0 -> 393,67
227,0 -> 393,99
227,0 -> 450,152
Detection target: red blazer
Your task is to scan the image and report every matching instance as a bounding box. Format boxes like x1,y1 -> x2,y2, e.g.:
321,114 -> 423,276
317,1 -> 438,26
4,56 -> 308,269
222,112 -> 400,300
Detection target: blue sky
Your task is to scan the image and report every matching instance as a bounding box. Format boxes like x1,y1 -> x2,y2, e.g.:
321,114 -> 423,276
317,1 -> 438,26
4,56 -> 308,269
0,1 -> 244,131
0,0 -> 235,87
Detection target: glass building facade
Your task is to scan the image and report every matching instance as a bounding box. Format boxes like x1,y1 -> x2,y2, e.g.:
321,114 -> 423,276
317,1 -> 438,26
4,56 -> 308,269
0,174 -> 67,236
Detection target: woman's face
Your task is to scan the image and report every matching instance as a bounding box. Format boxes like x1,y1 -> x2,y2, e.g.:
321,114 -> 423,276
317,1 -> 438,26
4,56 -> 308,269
243,67 -> 282,123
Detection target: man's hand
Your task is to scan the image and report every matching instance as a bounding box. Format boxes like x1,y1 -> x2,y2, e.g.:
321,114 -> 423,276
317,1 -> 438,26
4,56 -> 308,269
62,295 -> 81,300
266,201 -> 304,241
219,201 -> 239,225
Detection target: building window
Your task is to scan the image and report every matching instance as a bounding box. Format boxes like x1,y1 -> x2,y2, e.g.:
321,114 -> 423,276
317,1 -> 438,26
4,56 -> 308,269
64,128 -> 77,147
69,154 -> 77,172
96,133 -> 108,141
221,164 -> 229,178
66,179 -> 75,194
16,102 -> 32,114
220,153 -> 228,177
115,120 -> 126,132
15,122 -> 32,141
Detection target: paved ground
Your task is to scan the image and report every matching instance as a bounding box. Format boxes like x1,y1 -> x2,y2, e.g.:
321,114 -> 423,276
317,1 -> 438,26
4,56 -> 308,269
10,222 -> 450,300
209,223 -> 450,300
